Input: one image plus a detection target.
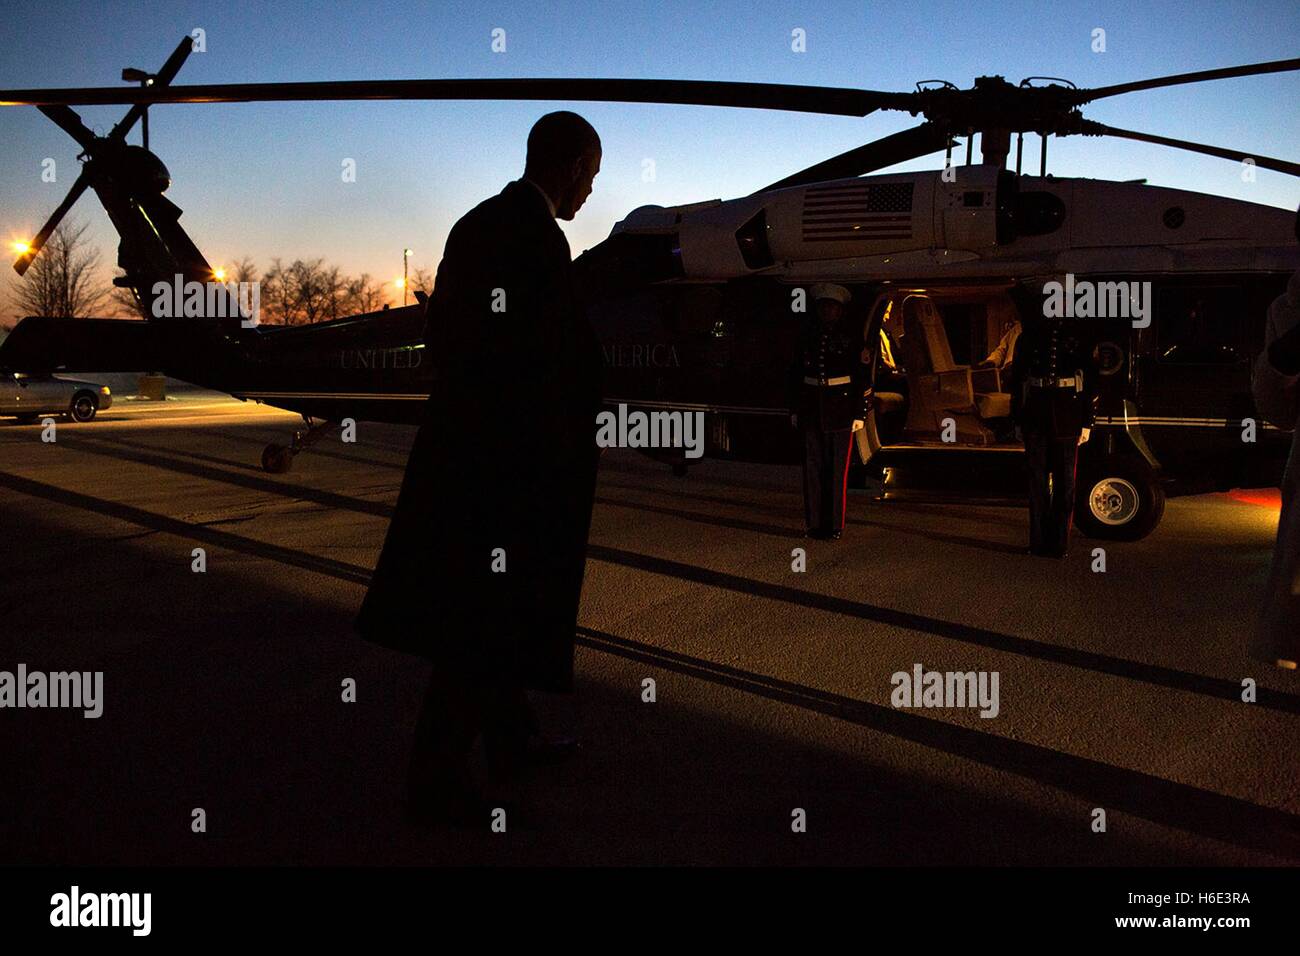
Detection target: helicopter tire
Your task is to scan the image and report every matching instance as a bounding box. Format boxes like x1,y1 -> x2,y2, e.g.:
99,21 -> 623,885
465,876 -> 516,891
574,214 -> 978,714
1074,455 -> 1164,542
261,443 -> 295,474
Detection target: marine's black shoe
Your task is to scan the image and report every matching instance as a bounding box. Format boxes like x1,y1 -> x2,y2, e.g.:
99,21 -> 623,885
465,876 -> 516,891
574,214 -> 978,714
1028,547 -> 1067,559
486,731 -> 581,780
403,784 -> 494,829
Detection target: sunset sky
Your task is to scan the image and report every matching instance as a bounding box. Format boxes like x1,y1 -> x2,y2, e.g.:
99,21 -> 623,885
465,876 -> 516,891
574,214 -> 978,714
1,0 -> 1298,316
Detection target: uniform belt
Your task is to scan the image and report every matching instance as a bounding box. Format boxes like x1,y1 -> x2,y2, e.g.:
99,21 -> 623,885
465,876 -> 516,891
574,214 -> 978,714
1026,375 -> 1079,389
804,375 -> 852,386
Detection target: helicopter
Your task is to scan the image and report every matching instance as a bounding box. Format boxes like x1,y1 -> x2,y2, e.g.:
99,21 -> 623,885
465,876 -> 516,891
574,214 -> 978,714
1,36 -> 1297,539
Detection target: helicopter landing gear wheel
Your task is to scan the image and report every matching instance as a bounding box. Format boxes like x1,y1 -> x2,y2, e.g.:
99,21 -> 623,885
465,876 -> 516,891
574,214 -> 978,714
1074,456 -> 1164,541
261,443 -> 294,474
259,416 -> 338,473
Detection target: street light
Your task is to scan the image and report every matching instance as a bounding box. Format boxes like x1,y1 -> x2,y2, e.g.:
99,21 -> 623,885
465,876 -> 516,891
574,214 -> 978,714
121,67 -> 155,149
402,248 -> 412,307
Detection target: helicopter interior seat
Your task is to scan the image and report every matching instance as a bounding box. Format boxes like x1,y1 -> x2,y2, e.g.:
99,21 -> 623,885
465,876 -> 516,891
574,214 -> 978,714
899,296 -> 996,444
968,296 -> 1018,420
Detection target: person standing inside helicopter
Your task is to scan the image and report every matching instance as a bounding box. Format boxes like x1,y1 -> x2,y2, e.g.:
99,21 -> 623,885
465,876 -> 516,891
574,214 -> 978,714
791,283 -> 868,540
1010,311 -> 1098,558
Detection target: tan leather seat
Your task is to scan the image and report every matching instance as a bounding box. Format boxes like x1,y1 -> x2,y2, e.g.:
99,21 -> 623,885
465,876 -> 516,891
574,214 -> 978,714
976,392 -> 1011,418
970,297 -> 1017,422
874,391 -> 905,414
899,296 -> 996,443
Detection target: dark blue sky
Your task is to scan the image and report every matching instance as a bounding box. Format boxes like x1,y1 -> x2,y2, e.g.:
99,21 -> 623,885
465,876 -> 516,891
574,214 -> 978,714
2,0 -> 1298,310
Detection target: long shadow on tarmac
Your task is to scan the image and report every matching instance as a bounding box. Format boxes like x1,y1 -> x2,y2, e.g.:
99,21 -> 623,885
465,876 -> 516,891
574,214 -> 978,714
599,476 -> 1025,555
593,494 -> 802,539
853,513 -> 1025,555
56,435 -> 395,518
0,470 -> 374,584
76,434 -> 1027,556
206,425 -> 412,470
577,626 -> 1300,860
2,462 -> 1295,721
585,543 -> 1300,717
1,471 -> 1296,863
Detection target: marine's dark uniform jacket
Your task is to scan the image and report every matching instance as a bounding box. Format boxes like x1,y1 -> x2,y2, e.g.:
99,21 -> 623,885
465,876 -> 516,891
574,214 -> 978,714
1008,318 -> 1097,435
355,180 -> 604,693
790,314 -> 871,428
1008,316 -> 1098,555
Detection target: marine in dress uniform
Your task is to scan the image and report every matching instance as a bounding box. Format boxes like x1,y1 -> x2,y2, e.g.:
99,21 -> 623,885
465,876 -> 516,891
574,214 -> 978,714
792,283 -> 868,540
1010,315 -> 1098,558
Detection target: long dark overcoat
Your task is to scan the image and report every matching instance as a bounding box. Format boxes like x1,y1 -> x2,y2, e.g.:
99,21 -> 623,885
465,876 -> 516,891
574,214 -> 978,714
355,180 -> 603,693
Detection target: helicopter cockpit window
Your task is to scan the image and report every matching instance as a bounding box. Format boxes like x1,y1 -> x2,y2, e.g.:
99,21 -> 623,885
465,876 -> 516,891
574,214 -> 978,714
734,210 -> 774,270
671,285 -> 725,334
1156,285 -> 1251,365
1014,191 -> 1067,236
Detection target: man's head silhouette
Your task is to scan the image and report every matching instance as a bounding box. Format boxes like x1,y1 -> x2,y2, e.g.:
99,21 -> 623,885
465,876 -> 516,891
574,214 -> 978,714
524,111 -> 601,221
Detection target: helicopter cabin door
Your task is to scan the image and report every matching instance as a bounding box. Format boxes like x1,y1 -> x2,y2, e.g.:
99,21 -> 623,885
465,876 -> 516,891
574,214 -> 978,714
855,292 -> 900,466
1137,281 -> 1262,475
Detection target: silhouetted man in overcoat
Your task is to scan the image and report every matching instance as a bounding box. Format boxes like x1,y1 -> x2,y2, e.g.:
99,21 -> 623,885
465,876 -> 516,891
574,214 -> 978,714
355,111 -> 603,823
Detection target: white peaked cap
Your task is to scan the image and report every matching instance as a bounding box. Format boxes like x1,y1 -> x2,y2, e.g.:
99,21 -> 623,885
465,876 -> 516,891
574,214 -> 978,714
809,283 -> 851,305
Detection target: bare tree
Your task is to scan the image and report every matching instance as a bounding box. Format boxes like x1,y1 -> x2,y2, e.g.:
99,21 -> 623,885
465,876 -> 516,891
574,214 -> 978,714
344,273 -> 385,314
259,257 -> 293,325
111,254 -> 402,326
8,220 -> 109,320
110,255 -> 264,319
261,258 -> 336,325
229,256 -> 259,286
409,266 -> 434,297
109,280 -> 149,319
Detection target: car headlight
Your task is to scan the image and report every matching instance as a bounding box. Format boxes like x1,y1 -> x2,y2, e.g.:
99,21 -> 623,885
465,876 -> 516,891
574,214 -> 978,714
100,386 -> 111,395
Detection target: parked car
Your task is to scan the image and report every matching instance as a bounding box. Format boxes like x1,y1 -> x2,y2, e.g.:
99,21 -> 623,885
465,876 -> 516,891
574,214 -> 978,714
0,371 -> 112,422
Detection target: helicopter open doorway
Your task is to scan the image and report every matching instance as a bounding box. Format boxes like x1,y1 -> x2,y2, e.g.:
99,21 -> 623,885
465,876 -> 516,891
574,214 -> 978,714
849,272 -> 1291,541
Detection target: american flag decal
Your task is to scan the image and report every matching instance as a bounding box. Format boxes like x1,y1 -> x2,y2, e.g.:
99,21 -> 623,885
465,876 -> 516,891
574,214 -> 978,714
801,181 -> 914,242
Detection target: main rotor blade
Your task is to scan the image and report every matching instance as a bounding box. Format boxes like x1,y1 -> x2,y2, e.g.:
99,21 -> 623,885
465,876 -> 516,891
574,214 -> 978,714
1077,120 -> 1300,177
109,35 -> 196,141
0,77 -> 914,117
760,123 -> 954,192
13,170 -> 92,276
1075,56 -> 1300,103
38,104 -> 96,149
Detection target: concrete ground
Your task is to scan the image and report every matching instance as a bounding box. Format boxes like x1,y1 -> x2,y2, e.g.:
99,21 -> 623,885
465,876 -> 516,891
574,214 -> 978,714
0,396 -> 1296,865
